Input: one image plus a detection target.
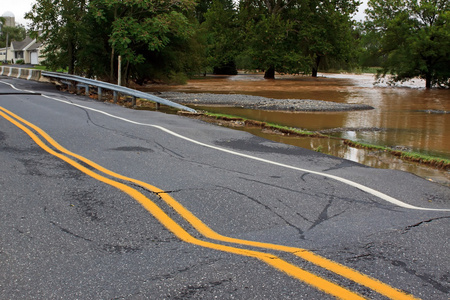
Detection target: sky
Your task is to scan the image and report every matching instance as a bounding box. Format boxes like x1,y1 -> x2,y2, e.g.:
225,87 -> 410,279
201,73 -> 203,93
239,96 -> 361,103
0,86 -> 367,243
354,0 -> 369,21
1,0 -> 36,26
1,0 -> 368,27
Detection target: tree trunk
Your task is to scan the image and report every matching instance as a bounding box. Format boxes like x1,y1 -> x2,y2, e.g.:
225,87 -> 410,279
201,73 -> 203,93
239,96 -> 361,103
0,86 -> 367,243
425,73 -> 432,89
68,40 -> 75,75
264,66 -> 275,79
312,56 -> 321,78
110,47 -> 115,81
124,61 -> 130,87
110,5 -> 118,82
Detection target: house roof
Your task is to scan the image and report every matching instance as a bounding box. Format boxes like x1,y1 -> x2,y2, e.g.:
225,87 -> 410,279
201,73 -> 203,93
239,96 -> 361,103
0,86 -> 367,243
27,41 -> 42,51
11,37 -> 34,51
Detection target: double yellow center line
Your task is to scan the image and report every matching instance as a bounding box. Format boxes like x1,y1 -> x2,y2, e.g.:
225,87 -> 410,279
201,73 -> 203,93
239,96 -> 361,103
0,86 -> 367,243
0,106 -> 418,300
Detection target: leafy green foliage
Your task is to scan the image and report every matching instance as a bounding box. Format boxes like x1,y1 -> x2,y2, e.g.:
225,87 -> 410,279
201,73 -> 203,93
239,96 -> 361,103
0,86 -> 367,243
237,0 -> 360,78
0,24 -> 27,48
27,0 -> 434,85
26,0 -> 87,74
88,0 -> 201,83
298,0 -> 360,76
365,0 -> 450,88
26,0 -> 203,84
201,0 -> 241,74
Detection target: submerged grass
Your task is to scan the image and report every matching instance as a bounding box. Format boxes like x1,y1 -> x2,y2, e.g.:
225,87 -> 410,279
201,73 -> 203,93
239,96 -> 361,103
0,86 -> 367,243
203,111 -> 318,137
196,111 -> 450,170
45,83 -> 449,172
344,141 -> 450,170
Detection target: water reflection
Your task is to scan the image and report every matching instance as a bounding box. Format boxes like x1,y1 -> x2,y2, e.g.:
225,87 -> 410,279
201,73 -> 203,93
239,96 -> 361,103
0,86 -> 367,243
193,104 -> 449,159
141,73 -> 450,184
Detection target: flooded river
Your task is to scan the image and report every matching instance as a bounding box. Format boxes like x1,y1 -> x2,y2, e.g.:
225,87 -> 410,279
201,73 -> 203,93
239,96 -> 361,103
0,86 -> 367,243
142,73 -> 450,185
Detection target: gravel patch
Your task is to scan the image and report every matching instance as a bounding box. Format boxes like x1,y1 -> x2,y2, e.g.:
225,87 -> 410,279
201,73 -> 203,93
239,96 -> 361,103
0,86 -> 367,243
319,127 -> 387,134
155,92 -> 374,112
419,110 -> 450,114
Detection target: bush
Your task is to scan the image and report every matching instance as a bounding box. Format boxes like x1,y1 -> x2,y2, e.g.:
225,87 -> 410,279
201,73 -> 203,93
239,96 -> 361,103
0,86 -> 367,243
213,61 -> 238,75
165,71 -> 189,85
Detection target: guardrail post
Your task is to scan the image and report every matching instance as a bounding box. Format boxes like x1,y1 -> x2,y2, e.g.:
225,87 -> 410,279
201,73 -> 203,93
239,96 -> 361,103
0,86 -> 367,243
132,96 -> 136,107
70,81 -> 76,93
113,91 -> 118,103
155,102 -> 160,110
40,71 -> 197,113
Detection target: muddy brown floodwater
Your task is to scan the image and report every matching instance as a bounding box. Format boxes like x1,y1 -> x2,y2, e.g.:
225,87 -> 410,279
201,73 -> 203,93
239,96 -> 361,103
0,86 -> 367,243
141,73 -> 450,185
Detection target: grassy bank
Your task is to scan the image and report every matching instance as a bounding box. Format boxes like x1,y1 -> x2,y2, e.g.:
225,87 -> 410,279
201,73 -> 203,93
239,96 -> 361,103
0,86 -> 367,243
202,112 -> 320,137
32,65 -> 69,73
184,111 -> 450,171
343,140 -> 450,169
46,85 -> 450,172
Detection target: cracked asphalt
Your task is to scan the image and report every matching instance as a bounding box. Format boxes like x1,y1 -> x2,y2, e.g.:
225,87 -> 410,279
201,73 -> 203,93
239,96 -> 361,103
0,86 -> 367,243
1,77 -> 449,299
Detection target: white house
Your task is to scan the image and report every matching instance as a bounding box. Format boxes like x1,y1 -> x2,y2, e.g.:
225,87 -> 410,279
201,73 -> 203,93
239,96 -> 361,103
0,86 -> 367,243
0,47 -> 14,62
11,36 -> 44,64
0,36 -> 44,65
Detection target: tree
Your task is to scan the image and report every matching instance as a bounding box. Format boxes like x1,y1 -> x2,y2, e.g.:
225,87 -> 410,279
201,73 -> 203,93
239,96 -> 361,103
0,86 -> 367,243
238,0 -> 304,79
195,0 -> 214,24
238,0 -> 360,79
26,0 -> 87,74
26,0 -> 205,84
356,21 -> 385,68
297,0 -> 360,77
365,0 -> 450,88
89,0 -> 201,84
202,0 -> 241,74
0,24 -> 27,48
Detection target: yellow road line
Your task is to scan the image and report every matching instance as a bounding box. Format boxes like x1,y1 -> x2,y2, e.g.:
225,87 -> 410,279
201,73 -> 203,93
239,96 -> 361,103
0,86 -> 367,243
0,107 -> 365,300
1,106 -> 420,300
0,106 -> 419,300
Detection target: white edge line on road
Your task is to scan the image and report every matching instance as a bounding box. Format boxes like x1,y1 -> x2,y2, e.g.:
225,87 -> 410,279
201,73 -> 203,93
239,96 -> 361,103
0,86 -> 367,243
1,80 -> 449,212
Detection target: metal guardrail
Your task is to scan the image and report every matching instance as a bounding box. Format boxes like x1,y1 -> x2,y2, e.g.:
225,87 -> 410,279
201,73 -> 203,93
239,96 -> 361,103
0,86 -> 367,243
41,71 -> 197,113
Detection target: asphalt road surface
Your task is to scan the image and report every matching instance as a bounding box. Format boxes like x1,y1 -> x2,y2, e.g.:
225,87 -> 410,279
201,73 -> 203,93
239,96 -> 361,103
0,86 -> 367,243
1,77 -> 449,300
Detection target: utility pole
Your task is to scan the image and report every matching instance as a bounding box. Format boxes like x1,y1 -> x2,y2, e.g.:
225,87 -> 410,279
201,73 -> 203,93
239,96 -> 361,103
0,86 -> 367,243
0,22 -> 3,62
5,32 -> 9,63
